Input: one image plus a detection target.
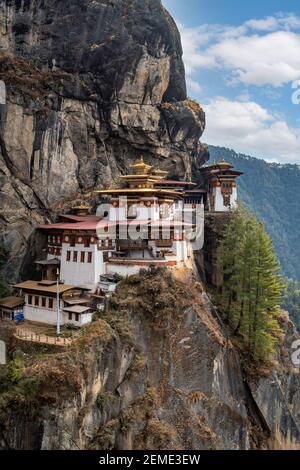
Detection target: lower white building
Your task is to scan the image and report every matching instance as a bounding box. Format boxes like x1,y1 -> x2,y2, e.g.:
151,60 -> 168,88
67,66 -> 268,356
14,280 -> 92,327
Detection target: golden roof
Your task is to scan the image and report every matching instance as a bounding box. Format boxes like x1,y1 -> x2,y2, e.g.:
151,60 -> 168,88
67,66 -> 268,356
95,188 -> 182,196
130,156 -> 153,175
119,175 -> 163,180
218,158 -> 232,169
72,201 -> 90,210
153,168 -> 168,176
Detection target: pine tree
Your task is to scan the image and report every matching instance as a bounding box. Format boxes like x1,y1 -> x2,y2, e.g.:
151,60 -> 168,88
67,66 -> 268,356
218,206 -> 284,362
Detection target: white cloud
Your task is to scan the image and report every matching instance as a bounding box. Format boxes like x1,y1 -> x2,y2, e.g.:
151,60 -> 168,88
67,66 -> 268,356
203,97 -> 300,163
245,13 -> 300,31
186,77 -> 202,94
236,90 -> 251,102
179,13 -> 300,87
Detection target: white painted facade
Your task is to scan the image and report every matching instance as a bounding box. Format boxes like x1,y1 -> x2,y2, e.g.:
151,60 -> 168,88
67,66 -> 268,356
106,259 -> 182,277
63,310 -> 93,327
106,263 -> 142,277
59,243 -> 105,291
24,293 -> 61,325
23,294 -> 92,327
212,186 -> 238,212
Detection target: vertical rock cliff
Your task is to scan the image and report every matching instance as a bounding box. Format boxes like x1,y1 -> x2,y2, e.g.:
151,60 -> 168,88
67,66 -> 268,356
1,0 -> 300,452
0,0 -> 207,282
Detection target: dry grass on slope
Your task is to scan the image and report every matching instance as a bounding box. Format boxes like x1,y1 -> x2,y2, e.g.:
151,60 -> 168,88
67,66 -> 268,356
109,267 -> 225,345
0,319 -> 114,409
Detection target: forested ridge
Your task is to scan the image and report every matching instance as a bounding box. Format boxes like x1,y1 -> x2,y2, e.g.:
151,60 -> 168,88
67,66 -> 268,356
209,145 -> 300,332
209,145 -> 300,280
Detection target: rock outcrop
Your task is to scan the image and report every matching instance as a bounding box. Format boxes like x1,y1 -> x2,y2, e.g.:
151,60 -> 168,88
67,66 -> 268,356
0,0 -> 207,282
1,270 -> 299,450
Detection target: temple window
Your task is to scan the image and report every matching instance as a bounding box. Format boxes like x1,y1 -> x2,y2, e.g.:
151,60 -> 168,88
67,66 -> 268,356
84,237 -> 90,248
34,296 -> 39,306
75,313 -> 80,322
49,299 -> 53,309
41,297 -> 46,308
66,251 -> 71,261
73,251 -> 78,262
80,252 -> 85,263
87,252 -> 93,263
68,313 -> 72,321
70,236 -> 76,247
28,295 -> 32,305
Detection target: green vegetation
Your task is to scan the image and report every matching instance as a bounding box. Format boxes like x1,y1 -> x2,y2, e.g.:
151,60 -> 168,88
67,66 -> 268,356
217,206 -> 284,362
0,319 -> 114,411
209,145 -> 300,281
282,278 -> 300,331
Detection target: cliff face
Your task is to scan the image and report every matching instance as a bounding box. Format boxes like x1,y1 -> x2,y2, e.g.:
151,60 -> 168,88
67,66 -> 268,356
0,0 -> 207,282
1,270 -> 300,450
1,1 -> 300,452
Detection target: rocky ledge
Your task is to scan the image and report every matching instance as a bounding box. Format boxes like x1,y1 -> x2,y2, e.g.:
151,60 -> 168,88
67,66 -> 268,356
0,270 -> 299,450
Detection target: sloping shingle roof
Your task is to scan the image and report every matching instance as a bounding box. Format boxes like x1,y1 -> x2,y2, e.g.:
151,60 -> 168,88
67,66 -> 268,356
0,296 -> 25,309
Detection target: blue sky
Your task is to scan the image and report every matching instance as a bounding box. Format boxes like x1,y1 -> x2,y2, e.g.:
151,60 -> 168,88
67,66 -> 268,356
163,0 -> 300,163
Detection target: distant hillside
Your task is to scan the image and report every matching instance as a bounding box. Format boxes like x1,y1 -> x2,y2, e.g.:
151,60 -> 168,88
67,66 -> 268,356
208,145 -> 300,280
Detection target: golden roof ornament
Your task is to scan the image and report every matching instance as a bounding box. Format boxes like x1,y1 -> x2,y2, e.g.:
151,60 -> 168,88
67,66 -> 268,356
218,158 -> 232,168
72,201 -> 91,210
130,156 -> 152,175
153,167 -> 168,176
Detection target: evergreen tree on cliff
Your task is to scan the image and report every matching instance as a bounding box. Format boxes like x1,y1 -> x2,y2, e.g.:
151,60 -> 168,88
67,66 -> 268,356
219,206 -> 284,361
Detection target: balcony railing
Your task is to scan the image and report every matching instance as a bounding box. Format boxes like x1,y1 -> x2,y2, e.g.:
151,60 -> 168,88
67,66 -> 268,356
155,240 -> 173,248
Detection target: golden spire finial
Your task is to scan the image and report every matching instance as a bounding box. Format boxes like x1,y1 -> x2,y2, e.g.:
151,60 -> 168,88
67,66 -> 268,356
218,158 -> 232,169
130,156 -> 152,175
153,166 -> 168,177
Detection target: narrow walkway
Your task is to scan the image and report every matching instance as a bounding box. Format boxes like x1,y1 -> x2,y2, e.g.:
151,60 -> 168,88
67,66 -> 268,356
15,329 -> 73,346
